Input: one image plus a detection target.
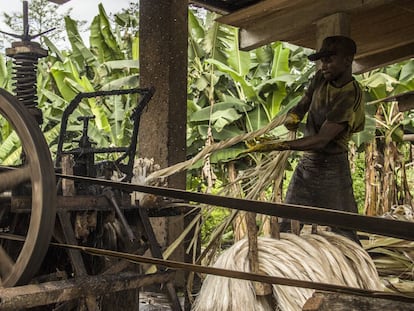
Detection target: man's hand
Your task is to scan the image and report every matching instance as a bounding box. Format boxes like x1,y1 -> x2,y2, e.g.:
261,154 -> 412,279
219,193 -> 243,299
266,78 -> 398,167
242,140 -> 290,153
284,113 -> 301,131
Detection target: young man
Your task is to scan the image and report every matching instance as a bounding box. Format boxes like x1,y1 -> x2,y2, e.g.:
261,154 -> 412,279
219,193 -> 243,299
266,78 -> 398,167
247,36 -> 364,243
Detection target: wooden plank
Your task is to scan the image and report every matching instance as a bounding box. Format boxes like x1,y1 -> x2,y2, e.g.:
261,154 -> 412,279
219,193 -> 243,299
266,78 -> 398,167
218,0 -> 298,26
58,173 -> 414,241
11,195 -> 132,212
303,291 -> 414,311
57,211 -> 87,276
246,212 -> 273,296
218,0 -> 392,27
354,41 -> 414,73
61,154 -> 75,196
350,2 -> 414,58
139,207 -> 183,311
57,153 -> 98,311
0,271 -> 174,311
57,211 -> 98,310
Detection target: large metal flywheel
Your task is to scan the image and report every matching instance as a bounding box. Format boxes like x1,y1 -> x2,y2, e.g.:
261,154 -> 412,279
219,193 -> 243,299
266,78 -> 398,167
0,89 -> 56,287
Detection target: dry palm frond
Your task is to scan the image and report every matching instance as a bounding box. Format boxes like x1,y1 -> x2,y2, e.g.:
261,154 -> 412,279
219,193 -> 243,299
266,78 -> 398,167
192,232 -> 382,311
232,147 -> 291,200
361,234 -> 414,294
217,131 -> 295,201
382,204 -> 414,222
143,116 -> 293,272
360,204 -> 414,294
193,140 -> 294,268
145,115 -> 287,183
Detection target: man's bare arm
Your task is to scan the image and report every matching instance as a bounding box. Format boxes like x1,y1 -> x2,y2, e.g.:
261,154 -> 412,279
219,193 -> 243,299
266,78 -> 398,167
286,121 -> 346,151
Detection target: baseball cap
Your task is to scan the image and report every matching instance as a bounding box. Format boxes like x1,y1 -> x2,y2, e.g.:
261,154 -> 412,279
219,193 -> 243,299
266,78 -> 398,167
308,36 -> 357,61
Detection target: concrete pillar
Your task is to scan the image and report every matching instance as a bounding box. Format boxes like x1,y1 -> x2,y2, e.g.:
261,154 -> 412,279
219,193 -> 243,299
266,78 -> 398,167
139,0 -> 188,285
139,0 -> 187,180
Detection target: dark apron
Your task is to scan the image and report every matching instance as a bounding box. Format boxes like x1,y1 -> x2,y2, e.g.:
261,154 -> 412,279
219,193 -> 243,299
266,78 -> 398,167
280,152 -> 360,243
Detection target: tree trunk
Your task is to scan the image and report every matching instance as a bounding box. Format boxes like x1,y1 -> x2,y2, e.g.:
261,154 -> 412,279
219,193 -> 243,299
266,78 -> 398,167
364,141 -> 378,216
381,140 -> 397,214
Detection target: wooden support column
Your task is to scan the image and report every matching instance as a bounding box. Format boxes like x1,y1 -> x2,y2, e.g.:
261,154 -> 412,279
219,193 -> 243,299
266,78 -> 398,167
316,12 -> 351,48
315,12 -> 351,69
139,0 -> 188,285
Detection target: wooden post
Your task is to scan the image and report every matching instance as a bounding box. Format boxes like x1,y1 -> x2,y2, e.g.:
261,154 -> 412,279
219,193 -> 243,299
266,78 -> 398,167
303,291 -> 414,311
316,12 -> 351,48
246,212 -> 272,296
246,212 -> 259,274
0,271 -> 175,311
61,154 -> 75,196
315,12 -> 351,70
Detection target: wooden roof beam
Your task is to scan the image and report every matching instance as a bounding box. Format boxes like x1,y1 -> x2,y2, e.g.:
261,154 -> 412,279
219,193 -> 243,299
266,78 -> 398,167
190,0 -> 232,14
217,0 -> 397,51
354,41 -> 414,73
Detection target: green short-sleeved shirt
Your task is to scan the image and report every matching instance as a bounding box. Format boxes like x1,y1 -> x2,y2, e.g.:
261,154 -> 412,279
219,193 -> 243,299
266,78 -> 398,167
292,70 -> 365,153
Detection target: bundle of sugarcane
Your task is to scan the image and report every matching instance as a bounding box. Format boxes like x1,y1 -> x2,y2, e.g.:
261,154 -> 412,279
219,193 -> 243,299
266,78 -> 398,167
192,232 -> 383,311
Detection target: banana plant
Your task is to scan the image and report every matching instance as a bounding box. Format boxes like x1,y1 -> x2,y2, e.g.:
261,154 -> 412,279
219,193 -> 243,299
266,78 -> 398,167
359,61 -> 414,215
0,4 -> 142,164
186,9 -> 318,259
187,10 -> 311,170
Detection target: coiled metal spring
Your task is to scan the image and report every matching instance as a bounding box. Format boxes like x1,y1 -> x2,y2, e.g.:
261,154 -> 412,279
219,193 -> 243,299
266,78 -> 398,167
12,53 -> 39,109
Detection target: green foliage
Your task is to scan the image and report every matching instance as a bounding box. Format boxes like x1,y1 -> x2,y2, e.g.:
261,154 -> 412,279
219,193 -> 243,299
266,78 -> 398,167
201,207 -> 231,244
0,3 -> 142,164
186,10 -> 314,172
351,153 -> 367,213
359,59 -> 414,143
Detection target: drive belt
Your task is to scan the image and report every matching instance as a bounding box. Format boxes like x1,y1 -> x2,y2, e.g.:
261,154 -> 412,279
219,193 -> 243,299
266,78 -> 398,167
62,241 -> 414,303
57,173 -> 414,241
1,233 -> 412,303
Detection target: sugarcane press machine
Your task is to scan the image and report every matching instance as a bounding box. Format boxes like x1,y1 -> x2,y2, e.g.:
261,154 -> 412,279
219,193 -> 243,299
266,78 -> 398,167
2,2 -> 414,311
0,3 -> 186,310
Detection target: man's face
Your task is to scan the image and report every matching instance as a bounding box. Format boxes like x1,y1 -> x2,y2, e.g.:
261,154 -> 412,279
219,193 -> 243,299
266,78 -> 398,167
320,54 -> 350,82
